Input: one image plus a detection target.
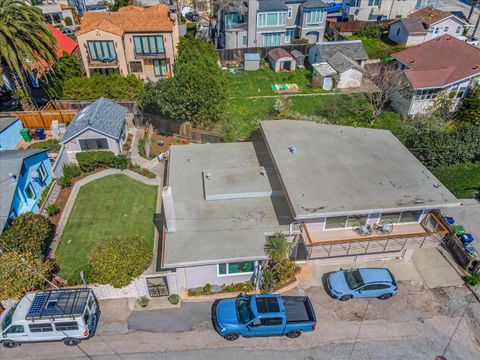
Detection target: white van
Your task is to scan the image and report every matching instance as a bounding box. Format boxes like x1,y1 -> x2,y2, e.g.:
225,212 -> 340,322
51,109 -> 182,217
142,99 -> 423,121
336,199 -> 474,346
0,288 -> 99,348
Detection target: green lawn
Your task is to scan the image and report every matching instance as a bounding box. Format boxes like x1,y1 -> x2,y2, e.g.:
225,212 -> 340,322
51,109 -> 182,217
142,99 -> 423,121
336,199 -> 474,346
56,174 -> 158,279
226,67 -> 323,98
28,139 -> 61,152
433,162 -> 480,199
347,35 -> 405,59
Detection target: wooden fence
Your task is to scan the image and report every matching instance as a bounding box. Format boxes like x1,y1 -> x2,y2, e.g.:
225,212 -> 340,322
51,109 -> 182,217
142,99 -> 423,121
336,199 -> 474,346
43,99 -> 138,114
6,110 -> 77,129
217,44 -> 310,63
327,19 -> 394,33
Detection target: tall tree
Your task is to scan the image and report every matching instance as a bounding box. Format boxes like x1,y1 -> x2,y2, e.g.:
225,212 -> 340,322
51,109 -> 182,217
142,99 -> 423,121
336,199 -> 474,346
99,0 -> 133,12
0,0 -> 58,107
458,86 -> 480,126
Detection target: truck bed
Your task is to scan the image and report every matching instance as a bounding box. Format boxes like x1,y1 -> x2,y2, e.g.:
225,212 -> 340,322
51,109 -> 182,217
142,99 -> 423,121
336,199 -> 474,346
282,296 -> 316,323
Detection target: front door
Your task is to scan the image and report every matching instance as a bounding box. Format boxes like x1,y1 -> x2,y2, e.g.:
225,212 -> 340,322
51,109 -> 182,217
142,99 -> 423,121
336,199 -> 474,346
146,277 -> 169,297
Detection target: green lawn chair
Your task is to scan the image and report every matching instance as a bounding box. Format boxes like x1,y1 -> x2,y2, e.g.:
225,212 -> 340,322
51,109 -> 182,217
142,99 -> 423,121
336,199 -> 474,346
271,84 -> 277,91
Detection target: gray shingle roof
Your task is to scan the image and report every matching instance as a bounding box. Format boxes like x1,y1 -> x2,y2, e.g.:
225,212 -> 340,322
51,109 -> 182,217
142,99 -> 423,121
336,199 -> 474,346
258,0 -> 288,12
400,18 -> 427,34
0,149 -> 48,231
301,0 -> 328,9
328,52 -> 364,73
0,117 -> 19,133
312,40 -> 369,63
60,98 -> 127,144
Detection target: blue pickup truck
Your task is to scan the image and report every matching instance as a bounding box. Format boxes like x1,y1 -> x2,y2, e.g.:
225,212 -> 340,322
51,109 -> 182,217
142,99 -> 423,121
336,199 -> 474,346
212,294 -> 316,340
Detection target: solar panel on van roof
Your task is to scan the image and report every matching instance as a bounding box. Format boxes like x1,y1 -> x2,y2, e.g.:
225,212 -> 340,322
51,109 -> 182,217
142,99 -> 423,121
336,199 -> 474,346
26,289 -> 92,320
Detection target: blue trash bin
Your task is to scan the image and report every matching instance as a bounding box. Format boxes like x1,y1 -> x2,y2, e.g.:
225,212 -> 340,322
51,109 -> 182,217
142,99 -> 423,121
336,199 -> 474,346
461,233 -> 474,244
444,216 -> 455,225
464,244 -> 475,255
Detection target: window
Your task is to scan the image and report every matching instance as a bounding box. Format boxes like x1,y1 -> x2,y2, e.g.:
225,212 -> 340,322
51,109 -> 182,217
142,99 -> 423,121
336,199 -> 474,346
224,13 -> 244,28
218,261 -> 254,276
25,182 -> 36,199
237,298 -> 255,324
305,9 -> 324,25
398,210 -> 423,223
415,89 -> 435,100
455,26 -> 462,34
38,162 -> 48,183
243,35 -> 247,46
153,59 -> 168,77
257,12 -> 286,27
368,0 -> 380,5
324,216 -> 348,229
287,6 -> 292,19
255,297 -> 280,313
456,86 -> 467,99
87,41 -> 116,61
346,215 -> 368,228
29,323 -> 53,333
434,27 -> 439,34
6,325 -> 24,334
260,318 -> 283,326
285,29 -> 294,43
443,26 -> 449,33
78,138 -> 109,151
379,212 -> 401,224
262,33 -> 281,46
133,35 -> 165,55
55,322 -> 79,331
396,27 -> 401,36
345,270 -> 365,289
130,61 -> 143,73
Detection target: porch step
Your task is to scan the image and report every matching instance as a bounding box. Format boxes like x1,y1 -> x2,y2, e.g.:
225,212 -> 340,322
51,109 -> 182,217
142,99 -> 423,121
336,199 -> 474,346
41,183 -> 61,216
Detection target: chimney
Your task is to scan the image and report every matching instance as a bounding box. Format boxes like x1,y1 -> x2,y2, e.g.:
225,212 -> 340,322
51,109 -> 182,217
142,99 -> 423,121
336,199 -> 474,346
162,186 -> 176,232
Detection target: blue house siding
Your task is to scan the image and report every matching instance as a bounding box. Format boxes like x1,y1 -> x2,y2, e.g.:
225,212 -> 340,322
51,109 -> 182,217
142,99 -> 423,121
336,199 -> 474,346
7,152 -> 53,226
0,118 -> 23,150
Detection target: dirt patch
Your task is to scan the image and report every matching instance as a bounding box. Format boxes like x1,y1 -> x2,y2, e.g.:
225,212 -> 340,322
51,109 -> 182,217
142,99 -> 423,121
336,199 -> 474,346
150,133 -> 189,157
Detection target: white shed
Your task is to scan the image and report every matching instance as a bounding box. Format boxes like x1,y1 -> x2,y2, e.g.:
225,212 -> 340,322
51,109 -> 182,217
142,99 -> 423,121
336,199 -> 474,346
312,63 -> 336,90
244,53 -> 260,71
267,48 -> 296,73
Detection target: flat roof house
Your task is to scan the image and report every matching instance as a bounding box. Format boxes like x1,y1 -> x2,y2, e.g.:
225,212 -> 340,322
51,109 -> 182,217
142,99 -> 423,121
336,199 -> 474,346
76,5 -> 179,80
391,34 -> 480,116
159,120 -> 459,294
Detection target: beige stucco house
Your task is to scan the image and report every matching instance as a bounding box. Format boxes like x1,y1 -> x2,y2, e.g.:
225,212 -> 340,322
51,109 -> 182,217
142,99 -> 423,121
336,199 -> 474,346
76,5 -> 179,81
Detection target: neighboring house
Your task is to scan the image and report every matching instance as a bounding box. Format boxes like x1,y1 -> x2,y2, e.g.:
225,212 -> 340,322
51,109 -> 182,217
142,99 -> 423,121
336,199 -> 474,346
0,118 -> 23,151
76,5 -> 179,80
32,0 -> 74,27
158,120 -> 458,294
342,0 -> 429,21
216,0 -> 328,49
68,0 -> 86,16
308,40 -> 368,89
0,149 -> 53,231
47,24 -> 80,57
388,7 -> 475,47
59,98 -> 128,162
391,35 -> 480,116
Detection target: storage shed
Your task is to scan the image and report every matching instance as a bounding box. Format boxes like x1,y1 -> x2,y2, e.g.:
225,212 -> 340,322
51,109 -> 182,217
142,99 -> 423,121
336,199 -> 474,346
0,117 -> 23,151
267,48 -> 296,72
244,53 -> 260,71
290,50 -> 305,68
312,63 -> 336,90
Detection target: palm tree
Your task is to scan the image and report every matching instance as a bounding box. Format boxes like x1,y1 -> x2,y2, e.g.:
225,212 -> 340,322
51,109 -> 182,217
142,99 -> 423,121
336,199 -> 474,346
0,0 -> 58,107
264,233 -> 291,262
100,0 -> 133,12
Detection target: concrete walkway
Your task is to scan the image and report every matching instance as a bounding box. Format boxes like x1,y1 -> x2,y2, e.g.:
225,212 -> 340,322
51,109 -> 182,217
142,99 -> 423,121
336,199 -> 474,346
50,169 -> 160,256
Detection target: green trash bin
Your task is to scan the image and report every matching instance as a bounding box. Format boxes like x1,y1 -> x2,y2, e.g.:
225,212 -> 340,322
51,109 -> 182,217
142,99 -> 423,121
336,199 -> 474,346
20,128 -> 32,142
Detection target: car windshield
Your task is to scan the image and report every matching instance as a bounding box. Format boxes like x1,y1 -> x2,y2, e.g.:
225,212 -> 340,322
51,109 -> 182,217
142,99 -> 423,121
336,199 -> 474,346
236,298 -> 255,324
1,304 -> 17,331
344,270 -> 365,289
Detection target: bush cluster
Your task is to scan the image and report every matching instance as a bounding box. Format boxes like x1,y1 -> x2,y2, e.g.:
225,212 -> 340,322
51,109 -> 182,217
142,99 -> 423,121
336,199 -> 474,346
354,24 -> 385,38
76,151 -> 116,172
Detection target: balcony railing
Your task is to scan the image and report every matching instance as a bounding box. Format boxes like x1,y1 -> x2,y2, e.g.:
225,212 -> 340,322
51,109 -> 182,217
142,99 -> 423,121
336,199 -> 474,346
225,22 -> 248,31
88,58 -> 118,67
134,52 -> 167,60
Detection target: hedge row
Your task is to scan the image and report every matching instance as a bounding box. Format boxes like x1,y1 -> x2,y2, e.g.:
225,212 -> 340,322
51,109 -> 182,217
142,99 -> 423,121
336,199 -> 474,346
75,151 -> 131,172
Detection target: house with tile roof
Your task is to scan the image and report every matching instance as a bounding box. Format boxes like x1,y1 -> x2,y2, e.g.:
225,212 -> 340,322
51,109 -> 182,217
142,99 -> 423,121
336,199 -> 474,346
388,6 -> 475,47
76,5 -> 179,80
391,34 -> 480,116
59,98 -> 128,162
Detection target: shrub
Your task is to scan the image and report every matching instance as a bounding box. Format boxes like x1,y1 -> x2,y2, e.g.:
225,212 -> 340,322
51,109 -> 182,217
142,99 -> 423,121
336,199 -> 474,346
203,283 -> 212,294
291,38 -> 308,44
38,180 -> 53,205
46,204 -> 60,217
0,251 -> 53,300
138,135 -> 147,158
354,24 -> 385,38
264,233 -> 291,262
168,294 -> 180,304
64,16 -> 73,26
63,164 -> 81,179
112,155 -> 131,170
0,212 -> 52,257
465,273 -> 480,286
76,151 -> 115,172
58,176 -> 71,188
89,236 -> 152,288
137,296 -> 150,308
271,258 -> 300,284
260,266 -> 277,294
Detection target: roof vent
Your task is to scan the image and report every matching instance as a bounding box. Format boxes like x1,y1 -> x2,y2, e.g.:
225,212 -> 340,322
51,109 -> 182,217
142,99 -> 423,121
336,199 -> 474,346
205,172 -> 212,180
187,156 -> 192,164
410,59 -> 415,64
8,172 -> 17,182
260,168 -> 267,177
289,145 -> 297,155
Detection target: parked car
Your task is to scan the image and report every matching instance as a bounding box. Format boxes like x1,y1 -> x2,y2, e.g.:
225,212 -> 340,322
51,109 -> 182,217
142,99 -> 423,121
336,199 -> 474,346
0,288 -> 99,348
327,268 -> 398,301
185,11 -> 199,22
326,2 -> 342,13
212,294 -> 316,340
62,28 -> 74,36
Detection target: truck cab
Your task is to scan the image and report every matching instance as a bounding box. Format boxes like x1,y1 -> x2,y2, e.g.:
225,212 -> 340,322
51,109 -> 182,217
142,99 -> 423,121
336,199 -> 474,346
212,294 -> 316,340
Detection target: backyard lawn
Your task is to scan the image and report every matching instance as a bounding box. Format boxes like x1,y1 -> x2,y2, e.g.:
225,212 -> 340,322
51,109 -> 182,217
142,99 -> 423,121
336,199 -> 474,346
56,174 -> 158,280
347,35 -> 405,59
433,162 -> 480,199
